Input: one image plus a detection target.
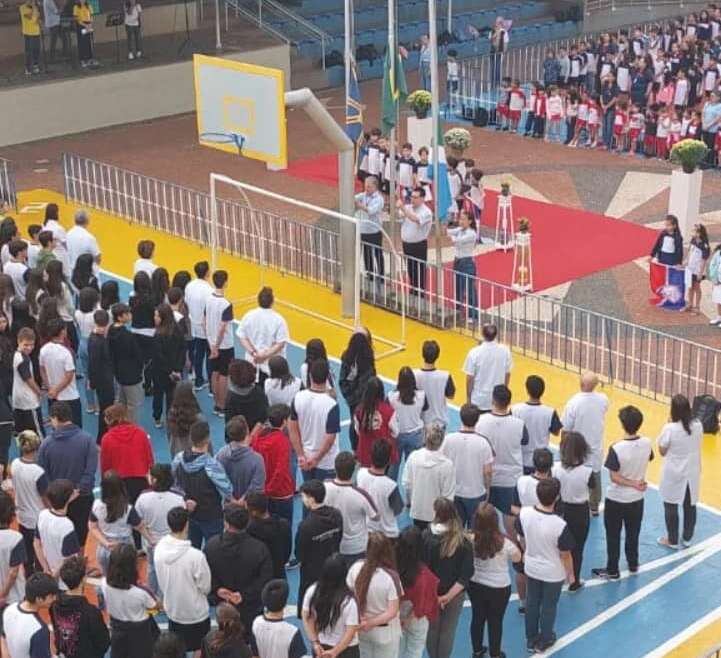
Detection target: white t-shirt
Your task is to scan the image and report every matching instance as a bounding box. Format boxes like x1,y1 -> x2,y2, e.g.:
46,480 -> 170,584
204,292 -> 234,350
12,351 -> 40,411
561,391 -> 609,472
552,463 -> 593,504
356,468 -> 403,538
237,307 -> 289,375
66,225 -> 100,274
3,603 -> 51,658
471,537 -> 517,588
27,243 -> 41,269
511,402 -> 562,468
658,420 -> 703,505
10,458 -> 48,529
74,309 -> 95,339
605,436 -> 654,503
90,500 -> 140,543
388,390 -> 426,434
133,258 -> 157,276
135,489 -> 185,545
184,278 -> 214,339
302,585 -> 359,646
413,368 -> 455,427
400,203 -> 433,243
4,260 -> 28,298
39,341 -> 79,401
36,509 -> 80,574
518,506 -> 574,583
323,481 -> 378,555
0,529 -> 26,605
101,580 -> 154,622
346,561 -> 402,634
475,413 -> 529,488
290,389 -> 340,470
440,430 -> 494,499
264,377 -> 302,407
515,475 -> 542,508
44,219 -> 70,273
463,342 -> 513,411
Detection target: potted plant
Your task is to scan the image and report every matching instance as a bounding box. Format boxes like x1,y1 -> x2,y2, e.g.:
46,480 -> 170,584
670,139 -> 708,173
518,217 -> 530,232
500,180 -> 512,197
407,90 -> 432,119
443,127 -> 471,158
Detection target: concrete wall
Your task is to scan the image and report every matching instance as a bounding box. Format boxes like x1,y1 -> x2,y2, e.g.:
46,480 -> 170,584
0,43 -> 291,146
582,1 -> 707,33
0,2 -> 198,58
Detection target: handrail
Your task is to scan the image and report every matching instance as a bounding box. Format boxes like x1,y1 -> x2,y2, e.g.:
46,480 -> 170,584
263,0 -> 329,42
0,157 -> 17,212
223,0 -> 291,44
701,641 -> 721,658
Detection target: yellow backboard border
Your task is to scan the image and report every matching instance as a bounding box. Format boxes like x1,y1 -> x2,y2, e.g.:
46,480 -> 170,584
193,54 -> 287,168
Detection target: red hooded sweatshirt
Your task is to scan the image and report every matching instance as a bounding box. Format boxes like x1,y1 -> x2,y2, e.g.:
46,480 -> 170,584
100,422 -> 154,478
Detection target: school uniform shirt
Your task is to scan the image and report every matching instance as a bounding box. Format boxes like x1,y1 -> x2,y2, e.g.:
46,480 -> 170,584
250,615 -> 306,658
687,239 -> 711,277
388,389 -> 427,434
19,3 -> 41,36
356,468 -> 403,538
517,507 -> 575,583
511,401 -> 562,469
35,509 -> 80,575
4,260 -> 29,299
346,561 -> 402,636
674,78 -> 689,106
413,367 -> 455,427
570,55 -> 582,79
90,500 -> 140,544
66,225 -> 100,274
366,144 -> 383,177
27,243 -> 40,270
547,95 -> 563,118
604,435 -> 654,504
447,226 -> 476,259
616,65 -> 630,92
561,391 -> 609,472
658,420 -> 703,505
302,585 -> 359,647
10,458 -> 47,530
134,489 -> 185,545
263,376 -> 302,407
237,307 -> 289,375
509,89 -> 526,112
184,278 -> 214,339
463,341 -> 513,411
475,413 -> 528,488
3,602 -> 51,658
323,480 -> 378,555
204,293 -> 234,351
552,463 -> 593,504
355,190 -> 385,235
290,389 -> 340,471
133,258 -> 157,277
470,537 -> 517,588
400,203 -> 433,244
12,352 -> 40,411
0,529 -> 26,605
39,342 -> 79,401
101,581 -> 154,622
440,430 -> 494,499
514,474 -> 543,508
398,156 -> 416,189
44,219 -> 70,272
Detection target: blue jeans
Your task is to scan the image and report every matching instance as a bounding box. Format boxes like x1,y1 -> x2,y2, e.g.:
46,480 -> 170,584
188,516 -> 223,549
77,335 -> 97,409
453,257 -> 478,320
390,429 -> 424,481
454,494 -> 486,528
525,577 -> 563,645
490,52 -> 502,88
146,543 -> 160,596
420,61 -> 431,90
191,337 -> 209,387
269,497 -> 294,528
603,109 -> 615,149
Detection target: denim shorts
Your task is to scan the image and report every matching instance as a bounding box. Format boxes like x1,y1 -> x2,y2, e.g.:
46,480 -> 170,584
489,486 -> 515,515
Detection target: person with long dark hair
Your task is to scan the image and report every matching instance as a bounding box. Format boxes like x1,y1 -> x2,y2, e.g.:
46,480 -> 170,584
201,603 -> 251,658
151,304 -> 186,429
650,214 -> 683,266
46,259 -> 77,352
43,202 -> 70,274
263,355 -> 301,407
100,280 -> 120,311
301,338 -> 335,392
172,270 -> 191,291
75,286 -> 100,414
166,382 -> 204,456
657,394 -> 703,548
354,376 -> 398,470
346,532 -> 401,658
302,554 -> 359,658
129,271 -> 155,395
468,503 -> 521,658
422,498 -> 473,658
396,526 -> 439,658
151,267 -> 170,307
71,253 -> 99,294
389,367 -> 427,481
552,431 -> 593,590
339,331 -> 376,451
225,359 -> 269,432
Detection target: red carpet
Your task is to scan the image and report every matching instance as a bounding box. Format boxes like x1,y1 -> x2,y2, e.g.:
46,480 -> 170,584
284,153 -> 340,187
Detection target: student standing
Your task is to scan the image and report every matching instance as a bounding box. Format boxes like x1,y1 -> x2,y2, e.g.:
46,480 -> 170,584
155,507 -> 212,657
88,309 -> 117,442
2,573 -> 57,658
339,332 -> 376,452
355,176 -> 386,283
224,360 -> 269,431
422,499 -> 473,658
657,394 -> 703,549
218,416 -> 266,503
0,491 -> 26,621
552,432 -> 593,590
591,406 -> 653,580
468,503 -> 522,658
108,303 -> 145,425
388,368 -> 427,481
205,270 -> 234,414
413,340 -> 455,433
201,602 -> 251,658
66,209 -> 101,276
440,404 -> 493,528
39,319 -> 81,427
184,261 -> 214,391
302,554 -> 360,658
246,492 -> 291,581
152,304 -> 186,428
4,240 -> 30,300
251,580 -> 306,658
263,356 -> 301,407
463,325 -> 512,413
561,372 -> 609,516
12,327 -> 43,436
354,377 -> 399,472
19,0 -> 41,75
517,478 -> 575,653
356,441 -> 404,540
133,240 -> 158,276
130,271 -> 157,396
397,188 -> 433,295
650,214 -> 684,266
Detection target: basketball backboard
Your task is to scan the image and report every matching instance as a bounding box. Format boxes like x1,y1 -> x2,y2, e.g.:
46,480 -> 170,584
193,55 -> 288,169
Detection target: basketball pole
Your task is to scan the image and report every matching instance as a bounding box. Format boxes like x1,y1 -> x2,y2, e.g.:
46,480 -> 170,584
429,0 -> 443,322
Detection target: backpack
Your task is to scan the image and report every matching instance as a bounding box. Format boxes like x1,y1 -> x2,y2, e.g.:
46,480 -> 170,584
692,394 -> 721,434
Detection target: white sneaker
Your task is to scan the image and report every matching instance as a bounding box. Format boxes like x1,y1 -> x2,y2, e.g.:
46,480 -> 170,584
682,539 -> 692,548
136,51 -> 142,57
710,317 -> 721,325
128,52 -> 134,60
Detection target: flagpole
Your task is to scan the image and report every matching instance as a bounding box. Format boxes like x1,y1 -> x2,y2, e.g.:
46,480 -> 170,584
341,0 -> 356,319
429,0 -> 442,321
388,0 -> 397,263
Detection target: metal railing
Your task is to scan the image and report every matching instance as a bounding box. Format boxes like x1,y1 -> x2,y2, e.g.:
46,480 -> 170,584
61,152 -> 721,403
0,157 -> 17,211
702,641 -> 721,658
585,0 -> 706,15
224,0 -> 292,47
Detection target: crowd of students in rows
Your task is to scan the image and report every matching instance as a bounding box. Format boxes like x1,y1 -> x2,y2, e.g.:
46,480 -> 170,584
488,7 -> 721,162
0,204 -> 707,658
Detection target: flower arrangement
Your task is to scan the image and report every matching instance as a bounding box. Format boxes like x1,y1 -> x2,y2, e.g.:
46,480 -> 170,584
500,180 -> 511,196
670,139 -> 709,173
518,217 -> 530,232
407,90 -> 432,118
443,127 -> 471,152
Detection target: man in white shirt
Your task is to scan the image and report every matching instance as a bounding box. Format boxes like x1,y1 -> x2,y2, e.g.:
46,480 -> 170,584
355,176 -> 386,283
289,359 -> 341,484
440,404 -> 493,527
561,372 -> 609,516
397,187 -> 433,295
237,287 -> 289,385
66,209 -> 100,276
184,261 -> 214,391
204,270 -> 234,413
464,324 -> 512,412
38,319 -> 81,428
413,339 -> 455,432
4,239 -> 30,298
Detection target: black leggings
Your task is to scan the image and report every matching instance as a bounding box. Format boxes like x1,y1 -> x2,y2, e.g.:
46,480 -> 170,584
664,484 -> 697,545
20,524 -> 39,575
467,581 -> 511,657
562,502 -> 590,583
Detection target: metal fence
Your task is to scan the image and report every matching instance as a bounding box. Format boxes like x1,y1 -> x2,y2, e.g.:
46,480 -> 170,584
62,152 -> 721,403
702,642 -> 721,658
0,157 -> 17,211
585,0 -> 704,15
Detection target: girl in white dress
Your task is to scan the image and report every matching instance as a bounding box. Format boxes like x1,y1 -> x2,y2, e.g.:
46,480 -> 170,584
708,244 -> 721,325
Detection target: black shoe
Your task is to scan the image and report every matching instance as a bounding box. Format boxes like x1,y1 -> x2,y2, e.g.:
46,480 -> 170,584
568,580 -> 584,592
518,605 -> 526,615
526,639 -> 537,654
472,647 -> 487,658
534,634 -> 557,652
591,568 -> 620,580
628,565 -> 638,574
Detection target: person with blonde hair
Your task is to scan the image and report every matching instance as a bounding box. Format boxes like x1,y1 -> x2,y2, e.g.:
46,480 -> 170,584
402,424 -> 454,529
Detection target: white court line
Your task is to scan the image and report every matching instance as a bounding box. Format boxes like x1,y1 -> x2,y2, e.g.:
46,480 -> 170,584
641,605 -> 721,658
540,537 -> 721,656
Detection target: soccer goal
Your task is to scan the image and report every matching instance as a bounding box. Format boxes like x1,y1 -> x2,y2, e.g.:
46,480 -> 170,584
209,172 -> 407,361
